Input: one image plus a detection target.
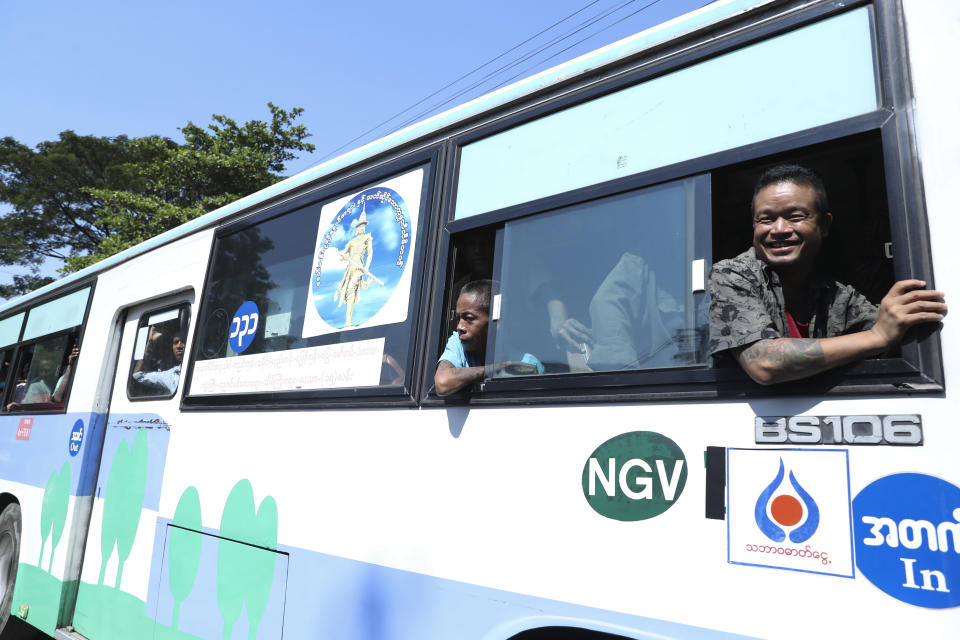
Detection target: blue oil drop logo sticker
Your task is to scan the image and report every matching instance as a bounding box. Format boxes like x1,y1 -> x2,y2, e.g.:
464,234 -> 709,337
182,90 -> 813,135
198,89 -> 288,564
229,301 -> 259,354
69,419 -> 84,456
754,458 -> 820,543
727,449 -> 853,577
854,473 -> 960,608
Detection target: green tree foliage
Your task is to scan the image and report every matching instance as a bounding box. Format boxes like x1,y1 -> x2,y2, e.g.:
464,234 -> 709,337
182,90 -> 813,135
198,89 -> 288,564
168,486 -> 202,631
0,103 -> 314,295
38,462 -> 71,571
216,479 -> 278,640
99,428 -> 149,588
48,462 -> 71,572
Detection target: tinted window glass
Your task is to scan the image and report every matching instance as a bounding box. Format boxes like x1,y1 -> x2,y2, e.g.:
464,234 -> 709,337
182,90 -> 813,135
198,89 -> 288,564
22,288 -> 89,341
492,177 -> 709,376
190,167 -> 427,397
455,8 -> 876,218
2,287 -> 89,412
0,313 -> 24,350
7,332 -> 79,411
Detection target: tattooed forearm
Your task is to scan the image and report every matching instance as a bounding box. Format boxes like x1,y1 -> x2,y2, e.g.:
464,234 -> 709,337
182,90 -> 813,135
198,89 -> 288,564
434,360 -> 484,396
736,339 -> 827,385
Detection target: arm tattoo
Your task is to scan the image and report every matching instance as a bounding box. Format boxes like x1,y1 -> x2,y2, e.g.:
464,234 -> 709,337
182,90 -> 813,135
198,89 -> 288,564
740,339 -> 826,380
446,365 -> 483,385
435,360 -> 484,395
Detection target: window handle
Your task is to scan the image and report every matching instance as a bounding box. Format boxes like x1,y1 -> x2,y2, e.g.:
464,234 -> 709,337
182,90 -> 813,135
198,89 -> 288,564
692,259 -> 706,293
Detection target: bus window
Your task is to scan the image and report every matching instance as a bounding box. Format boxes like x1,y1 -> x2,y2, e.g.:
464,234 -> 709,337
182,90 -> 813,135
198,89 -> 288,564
0,286 -> 90,412
436,130 -> 933,397
443,227 -> 496,339
187,163 -> 433,404
0,312 -> 24,350
0,313 -> 24,404
6,332 -> 78,411
0,348 -> 13,398
711,131 -> 893,307
128,305 -> 191,399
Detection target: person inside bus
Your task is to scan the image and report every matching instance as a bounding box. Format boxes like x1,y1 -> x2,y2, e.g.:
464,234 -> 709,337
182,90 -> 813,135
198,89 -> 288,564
132,327 -> 186,395
709,164 -> 947,384
434,279 -> 544,396
6,355 -> 32,409
51,344 -> 79,405
587,251 -> 685,371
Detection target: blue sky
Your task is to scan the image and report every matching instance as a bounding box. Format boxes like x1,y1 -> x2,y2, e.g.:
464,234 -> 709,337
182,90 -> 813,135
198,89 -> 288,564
0,0 -> 713,293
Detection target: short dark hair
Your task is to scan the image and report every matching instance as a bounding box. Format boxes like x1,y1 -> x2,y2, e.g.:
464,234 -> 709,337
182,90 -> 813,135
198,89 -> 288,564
459,279 -> 492,312
752,164 -> 829,222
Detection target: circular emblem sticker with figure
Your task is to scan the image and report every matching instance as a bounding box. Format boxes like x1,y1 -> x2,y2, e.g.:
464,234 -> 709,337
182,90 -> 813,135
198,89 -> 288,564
302,169 -> 423,337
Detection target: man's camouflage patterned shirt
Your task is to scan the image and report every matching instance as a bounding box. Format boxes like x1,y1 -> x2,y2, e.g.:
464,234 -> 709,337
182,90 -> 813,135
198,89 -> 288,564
709,248 -> 878,356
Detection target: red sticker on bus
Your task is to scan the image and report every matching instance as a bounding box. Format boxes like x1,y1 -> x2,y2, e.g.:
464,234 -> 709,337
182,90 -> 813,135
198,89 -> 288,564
16,417 -> 33,441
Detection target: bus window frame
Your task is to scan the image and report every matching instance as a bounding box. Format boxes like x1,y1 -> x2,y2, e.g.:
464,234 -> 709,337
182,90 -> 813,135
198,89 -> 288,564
180,144 -> 448,411
419,0 -> 943,406
0,280 -> 96,414
126,302 -> 192,402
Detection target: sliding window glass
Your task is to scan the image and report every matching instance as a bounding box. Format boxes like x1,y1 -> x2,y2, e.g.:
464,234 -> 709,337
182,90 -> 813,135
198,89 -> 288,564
491,177 -> 709,377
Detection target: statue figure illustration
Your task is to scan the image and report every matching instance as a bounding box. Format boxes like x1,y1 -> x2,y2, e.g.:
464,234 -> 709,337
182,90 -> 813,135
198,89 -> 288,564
333,205 -> 382,327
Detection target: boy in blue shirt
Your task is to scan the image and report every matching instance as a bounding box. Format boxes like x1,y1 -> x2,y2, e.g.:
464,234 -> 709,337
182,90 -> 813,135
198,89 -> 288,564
435,280 -> 543,396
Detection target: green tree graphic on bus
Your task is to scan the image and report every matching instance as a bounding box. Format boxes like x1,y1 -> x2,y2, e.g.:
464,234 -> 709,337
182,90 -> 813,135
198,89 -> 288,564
98,429 -> 149,588
216,479 -> 278,640
38,461 -> 70,571
168,486 -> 202,631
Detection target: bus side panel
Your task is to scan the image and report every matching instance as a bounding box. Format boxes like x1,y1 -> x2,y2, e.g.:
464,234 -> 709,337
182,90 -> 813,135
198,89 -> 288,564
1,410 -> 104,635
64,408 -> 757,640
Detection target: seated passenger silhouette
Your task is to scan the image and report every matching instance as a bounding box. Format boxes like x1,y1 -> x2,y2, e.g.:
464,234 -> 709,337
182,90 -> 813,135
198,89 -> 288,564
587,252 -> 683,371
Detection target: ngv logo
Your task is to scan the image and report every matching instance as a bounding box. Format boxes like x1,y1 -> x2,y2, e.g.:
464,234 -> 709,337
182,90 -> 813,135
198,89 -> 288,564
230,301 -> 259,354
581,431 -> 687,522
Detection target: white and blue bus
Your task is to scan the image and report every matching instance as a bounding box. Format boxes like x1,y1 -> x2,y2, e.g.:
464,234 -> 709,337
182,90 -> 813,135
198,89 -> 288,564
1,1 -> 958,638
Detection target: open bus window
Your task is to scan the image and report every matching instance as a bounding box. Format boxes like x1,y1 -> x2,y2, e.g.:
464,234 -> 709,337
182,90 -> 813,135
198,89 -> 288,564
128,305 -> 191,400
0,348 -> 13,398
492,177 -> 710,376
442,228 -> 496,340
710,131 -> 897,370
187,164 -> 431,402
711,131 -> 893,310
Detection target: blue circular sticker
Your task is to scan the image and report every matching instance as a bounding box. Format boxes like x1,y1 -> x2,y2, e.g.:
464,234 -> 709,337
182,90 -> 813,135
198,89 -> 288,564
309,188 -> 411,329
69,419 -> 84,457
229,301 -> 259,354
853,473 -> 960,608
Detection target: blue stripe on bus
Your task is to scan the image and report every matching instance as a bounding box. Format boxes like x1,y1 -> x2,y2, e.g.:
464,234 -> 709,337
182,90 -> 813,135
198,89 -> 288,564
0,412 -> 103,498
141,517 -> 759,640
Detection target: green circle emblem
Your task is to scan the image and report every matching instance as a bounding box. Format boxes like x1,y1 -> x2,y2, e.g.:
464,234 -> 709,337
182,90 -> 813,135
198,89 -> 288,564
582,430 -> 687,521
